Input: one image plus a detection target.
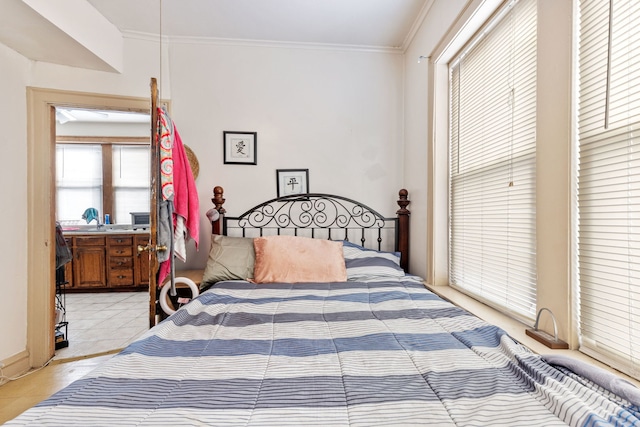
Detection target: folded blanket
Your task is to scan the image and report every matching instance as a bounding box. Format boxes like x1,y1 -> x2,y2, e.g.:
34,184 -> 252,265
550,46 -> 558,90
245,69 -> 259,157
542,354 -> 640,406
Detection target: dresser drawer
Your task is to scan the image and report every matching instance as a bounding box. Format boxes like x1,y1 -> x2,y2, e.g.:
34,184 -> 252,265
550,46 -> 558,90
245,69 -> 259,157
108,268 -> 134,285
75,236 -> 106,246
108,246 -> 133,257
108,236 -> 133,246
109,256 -> 133,268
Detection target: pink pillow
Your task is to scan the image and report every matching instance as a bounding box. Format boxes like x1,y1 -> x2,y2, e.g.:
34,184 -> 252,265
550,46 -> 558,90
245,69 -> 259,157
252,235 -> 347,283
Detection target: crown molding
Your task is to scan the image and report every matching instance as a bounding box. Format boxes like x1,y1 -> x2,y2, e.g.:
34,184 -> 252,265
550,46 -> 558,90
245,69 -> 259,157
400,0 -> 437,52
122,30 -> 403,55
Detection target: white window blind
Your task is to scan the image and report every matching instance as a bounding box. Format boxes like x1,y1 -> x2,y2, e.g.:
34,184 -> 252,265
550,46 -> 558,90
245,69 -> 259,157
449,0 -> 537,320
56,144 -> 103,224
113,145 -> 150,224
577,0 -> 640,378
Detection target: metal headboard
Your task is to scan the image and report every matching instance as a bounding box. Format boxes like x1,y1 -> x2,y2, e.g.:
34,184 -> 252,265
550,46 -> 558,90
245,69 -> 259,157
210,187 -> 411,271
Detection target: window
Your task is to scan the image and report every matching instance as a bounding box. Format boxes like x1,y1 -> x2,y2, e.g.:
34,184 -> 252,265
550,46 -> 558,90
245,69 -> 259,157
56,142 -> 150,225
577,0 -> 640,377
449,0 -> 537,320
56,144 -> 103,223
112,145 -> 151,222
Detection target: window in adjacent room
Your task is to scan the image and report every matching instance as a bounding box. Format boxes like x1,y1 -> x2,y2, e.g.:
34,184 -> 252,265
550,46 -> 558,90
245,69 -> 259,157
112,145 -> 151,222
448,0 -> 537,320
577,0 -> 640,378
56,141 -> 150,225
56,144 -> 103,223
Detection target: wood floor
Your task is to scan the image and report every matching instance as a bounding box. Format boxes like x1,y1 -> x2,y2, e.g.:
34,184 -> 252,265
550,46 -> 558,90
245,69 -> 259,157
0,354 -> 113,423
0,291 -> 148,423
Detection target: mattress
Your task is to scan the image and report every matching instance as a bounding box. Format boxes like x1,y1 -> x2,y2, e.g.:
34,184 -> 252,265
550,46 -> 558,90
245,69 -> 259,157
6,277 -> 640,426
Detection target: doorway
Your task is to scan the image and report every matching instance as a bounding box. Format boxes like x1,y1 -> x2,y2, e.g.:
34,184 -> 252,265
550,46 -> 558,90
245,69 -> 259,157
27,88 -> 153,366
53,106 -> 151,359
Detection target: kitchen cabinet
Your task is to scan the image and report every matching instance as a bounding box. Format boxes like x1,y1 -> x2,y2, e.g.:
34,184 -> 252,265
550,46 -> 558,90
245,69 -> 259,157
73,236 -> 107,289
65,232 -> 150,291
134,234 -> 150,288
107,235 -> 135,288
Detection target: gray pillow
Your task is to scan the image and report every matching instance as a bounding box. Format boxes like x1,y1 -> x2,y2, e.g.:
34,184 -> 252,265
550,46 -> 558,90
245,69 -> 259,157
201,235 -> 255,290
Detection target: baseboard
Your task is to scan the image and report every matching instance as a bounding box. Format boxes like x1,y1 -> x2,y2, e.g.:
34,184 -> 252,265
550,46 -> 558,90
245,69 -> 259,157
0,351 -> 31,385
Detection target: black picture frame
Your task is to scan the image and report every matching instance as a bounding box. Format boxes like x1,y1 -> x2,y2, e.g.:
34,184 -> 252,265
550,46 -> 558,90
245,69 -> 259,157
223,131 -> 257,165
276,169 -> 309,197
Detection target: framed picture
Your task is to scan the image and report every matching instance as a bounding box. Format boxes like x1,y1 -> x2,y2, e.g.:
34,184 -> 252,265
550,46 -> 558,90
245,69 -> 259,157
276,169 -> 309,197
223,131 -> 257,165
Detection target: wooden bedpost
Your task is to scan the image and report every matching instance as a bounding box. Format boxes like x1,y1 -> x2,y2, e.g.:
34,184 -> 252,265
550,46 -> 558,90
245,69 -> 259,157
211,186 -> 226,235
396,189 -> 410,272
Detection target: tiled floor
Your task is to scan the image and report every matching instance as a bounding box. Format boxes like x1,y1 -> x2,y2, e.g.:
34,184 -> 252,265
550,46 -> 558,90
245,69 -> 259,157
54,291 -> 149,360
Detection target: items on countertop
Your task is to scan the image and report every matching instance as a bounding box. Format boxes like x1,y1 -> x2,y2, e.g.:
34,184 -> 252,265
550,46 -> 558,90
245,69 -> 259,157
81,207 -> 99,224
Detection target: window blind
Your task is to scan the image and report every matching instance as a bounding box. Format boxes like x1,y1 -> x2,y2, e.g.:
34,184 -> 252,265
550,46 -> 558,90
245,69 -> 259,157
577,0 -> 640,378
113,145 -> 150,224
449,0 -> 537,320
56,144 -> 103,224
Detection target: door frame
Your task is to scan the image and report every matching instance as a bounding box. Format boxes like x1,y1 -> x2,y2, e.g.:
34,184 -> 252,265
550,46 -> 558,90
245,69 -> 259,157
27,87 -> 151,366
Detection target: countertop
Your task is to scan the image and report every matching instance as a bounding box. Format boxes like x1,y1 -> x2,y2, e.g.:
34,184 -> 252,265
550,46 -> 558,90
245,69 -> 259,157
62,227 -> 149,235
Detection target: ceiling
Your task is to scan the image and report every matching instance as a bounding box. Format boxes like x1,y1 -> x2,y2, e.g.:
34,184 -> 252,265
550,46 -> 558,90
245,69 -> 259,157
1,0 -> 429,73
87,0 -> 429,49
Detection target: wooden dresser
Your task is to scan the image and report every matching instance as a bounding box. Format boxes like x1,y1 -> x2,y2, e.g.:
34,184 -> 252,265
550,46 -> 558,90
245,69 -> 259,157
63,232 -> 150,292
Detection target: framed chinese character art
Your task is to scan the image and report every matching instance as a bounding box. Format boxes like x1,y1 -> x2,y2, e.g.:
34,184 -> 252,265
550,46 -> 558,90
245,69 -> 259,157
276,169 -> 309,197
223,131 -> 257,165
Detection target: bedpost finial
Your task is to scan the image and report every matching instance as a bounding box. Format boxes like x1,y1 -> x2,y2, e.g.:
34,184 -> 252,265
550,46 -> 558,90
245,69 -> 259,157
397,189 -> 410,215
212,186 -> 226,214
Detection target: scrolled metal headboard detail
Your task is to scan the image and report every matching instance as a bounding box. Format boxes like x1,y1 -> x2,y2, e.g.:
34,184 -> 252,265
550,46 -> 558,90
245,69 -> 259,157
226,193 -> 393,248
238,194 -> 385,231
210,187 -> 411,271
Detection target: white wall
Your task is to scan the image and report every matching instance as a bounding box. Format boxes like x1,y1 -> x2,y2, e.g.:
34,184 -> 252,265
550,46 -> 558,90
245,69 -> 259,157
2,32 -> 406,362
168,42 -> 405,269
403,0 -> 468,278
0,36 -> 162,363
0,42 -> 31,362
29,36 -> 164,99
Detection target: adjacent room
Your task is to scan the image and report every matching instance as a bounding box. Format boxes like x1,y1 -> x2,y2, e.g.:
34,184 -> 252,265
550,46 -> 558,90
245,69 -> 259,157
2,0 -> 639,425
52,107 -> 151,359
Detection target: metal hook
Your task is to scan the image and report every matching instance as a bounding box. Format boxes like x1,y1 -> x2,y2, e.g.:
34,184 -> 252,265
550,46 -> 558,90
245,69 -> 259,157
532,307 -> 559,341
526,307 -> 568,349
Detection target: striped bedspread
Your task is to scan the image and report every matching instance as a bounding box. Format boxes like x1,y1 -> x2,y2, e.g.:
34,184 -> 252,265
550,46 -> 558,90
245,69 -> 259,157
7,278 -> 640,426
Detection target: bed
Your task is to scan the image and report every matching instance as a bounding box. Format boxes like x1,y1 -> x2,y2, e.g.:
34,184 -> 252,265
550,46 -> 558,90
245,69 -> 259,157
6,188 -> 640,426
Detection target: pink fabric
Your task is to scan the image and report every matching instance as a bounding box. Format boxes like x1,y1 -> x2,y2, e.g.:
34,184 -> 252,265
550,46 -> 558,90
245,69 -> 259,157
252,236 -> 346,284
171,128 -> 200,246
157,119 -> 200,286
157,108 -> 174,201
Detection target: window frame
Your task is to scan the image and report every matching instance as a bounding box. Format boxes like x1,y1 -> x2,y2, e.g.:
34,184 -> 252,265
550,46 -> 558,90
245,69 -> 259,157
425,0 -> 575,345
55,136 -> 150,224
448,0 -> 538,321
576,0 -> 640,378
